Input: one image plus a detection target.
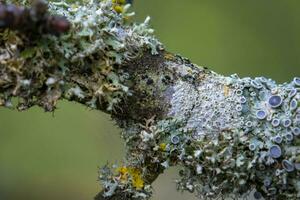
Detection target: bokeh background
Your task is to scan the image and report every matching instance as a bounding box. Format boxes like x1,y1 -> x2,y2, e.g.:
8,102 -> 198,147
1,0 -> 300,199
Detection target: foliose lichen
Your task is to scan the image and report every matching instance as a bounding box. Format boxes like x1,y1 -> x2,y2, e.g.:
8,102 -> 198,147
167,71 -> 300,199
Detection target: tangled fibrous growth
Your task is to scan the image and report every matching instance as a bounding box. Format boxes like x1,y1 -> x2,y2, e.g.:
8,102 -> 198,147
0,1 -> 299,200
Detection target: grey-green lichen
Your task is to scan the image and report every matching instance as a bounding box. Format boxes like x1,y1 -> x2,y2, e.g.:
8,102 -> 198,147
0,0 -> 162,111
171,74 -> 300,199
99,69 -> 300,199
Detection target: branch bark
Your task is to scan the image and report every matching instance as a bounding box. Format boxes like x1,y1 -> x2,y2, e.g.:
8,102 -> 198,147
0,1 -> 299,200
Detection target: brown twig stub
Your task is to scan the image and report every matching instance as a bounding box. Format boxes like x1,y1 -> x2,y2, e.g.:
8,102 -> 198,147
0,0 -> 70,36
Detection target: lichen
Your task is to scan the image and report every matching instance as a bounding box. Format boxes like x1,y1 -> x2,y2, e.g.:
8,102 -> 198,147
0,0 -> 162,111
99,73 -> 300,199
165,68 -> 300,199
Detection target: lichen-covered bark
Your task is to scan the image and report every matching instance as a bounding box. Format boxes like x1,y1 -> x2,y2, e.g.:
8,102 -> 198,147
0,0 -> 161,112
106,51 -> 300,200
0,1 -> 299,200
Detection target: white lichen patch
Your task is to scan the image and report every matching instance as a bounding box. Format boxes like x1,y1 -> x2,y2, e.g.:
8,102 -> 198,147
169,73 -> 243,138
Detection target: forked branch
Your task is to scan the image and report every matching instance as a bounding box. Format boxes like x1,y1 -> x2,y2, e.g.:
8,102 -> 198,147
0,1 -> 299,200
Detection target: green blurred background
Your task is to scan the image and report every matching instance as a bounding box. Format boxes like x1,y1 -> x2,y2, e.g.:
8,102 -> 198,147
1,0 -> 300,199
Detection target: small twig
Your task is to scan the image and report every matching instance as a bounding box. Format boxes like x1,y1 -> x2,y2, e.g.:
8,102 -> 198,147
0,0 -> 70,36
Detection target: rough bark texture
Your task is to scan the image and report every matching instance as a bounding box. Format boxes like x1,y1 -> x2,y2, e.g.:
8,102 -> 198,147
0,1 -> 300,200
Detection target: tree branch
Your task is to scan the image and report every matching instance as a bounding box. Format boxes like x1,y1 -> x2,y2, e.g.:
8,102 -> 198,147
0,1 -> 299,200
